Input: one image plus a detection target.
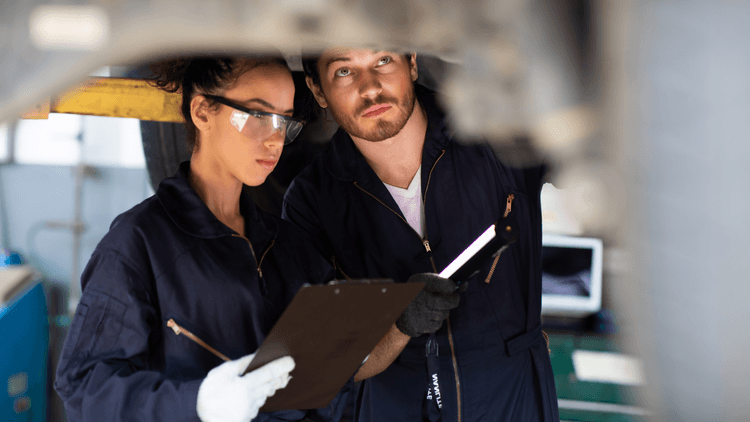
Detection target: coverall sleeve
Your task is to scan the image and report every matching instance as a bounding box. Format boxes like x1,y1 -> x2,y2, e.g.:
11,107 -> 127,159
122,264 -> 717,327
54,249 -> 203,422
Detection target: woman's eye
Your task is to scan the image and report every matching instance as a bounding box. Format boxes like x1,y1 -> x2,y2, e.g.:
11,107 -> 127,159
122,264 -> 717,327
378,56 -> 392,66
250,114 -> 271,126
334,68 -> 351,77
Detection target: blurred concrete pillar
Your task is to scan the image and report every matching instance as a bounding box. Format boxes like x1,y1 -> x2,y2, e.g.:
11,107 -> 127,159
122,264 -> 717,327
608,1 -> 750,420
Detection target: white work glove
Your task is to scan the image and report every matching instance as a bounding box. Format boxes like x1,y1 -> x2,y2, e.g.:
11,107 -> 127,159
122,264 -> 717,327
196,354 -> 295,422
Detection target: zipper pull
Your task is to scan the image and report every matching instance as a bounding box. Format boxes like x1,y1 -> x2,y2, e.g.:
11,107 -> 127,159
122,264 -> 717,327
423,240 -> 432,253
231,233 -> 265,279
504,193 -> 515,218
167,318 -> 181,335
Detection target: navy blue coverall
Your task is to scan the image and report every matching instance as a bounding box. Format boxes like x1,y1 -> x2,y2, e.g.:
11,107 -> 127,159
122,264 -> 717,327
54,162 -> 339,422
282,85 -> 560,422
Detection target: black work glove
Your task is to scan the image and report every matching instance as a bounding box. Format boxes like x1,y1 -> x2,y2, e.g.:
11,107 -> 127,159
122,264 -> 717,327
395,273 -> 467,338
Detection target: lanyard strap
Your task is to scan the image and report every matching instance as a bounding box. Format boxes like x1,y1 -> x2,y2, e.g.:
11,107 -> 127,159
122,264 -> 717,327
422,333 -> 443,422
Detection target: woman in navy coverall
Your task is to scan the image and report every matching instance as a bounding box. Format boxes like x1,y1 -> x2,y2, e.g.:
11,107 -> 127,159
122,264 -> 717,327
53,55 -> 337,422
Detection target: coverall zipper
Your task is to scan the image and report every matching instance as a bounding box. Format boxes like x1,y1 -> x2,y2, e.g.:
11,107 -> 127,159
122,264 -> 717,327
485,193 -> 515,284
354,149 -> 463,421
447,317 -> 461,422
167,235 -> 274,364
504,193 -> 514,218
353,184 -> 435,263
331,255 -> 353,281
352,150 -> 446,271
231,234 -> 274,279
166,318 -> 230,362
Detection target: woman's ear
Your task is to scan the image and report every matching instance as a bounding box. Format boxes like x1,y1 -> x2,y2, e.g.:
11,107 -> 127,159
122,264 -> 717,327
191,95 -> 211,132
306,76 -> 328,109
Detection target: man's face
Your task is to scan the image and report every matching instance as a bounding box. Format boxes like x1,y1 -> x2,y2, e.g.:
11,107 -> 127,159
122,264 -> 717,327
308,48 -> 418,142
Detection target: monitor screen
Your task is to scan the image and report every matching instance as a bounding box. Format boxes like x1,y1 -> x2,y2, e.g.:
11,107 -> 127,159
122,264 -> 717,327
541,234 -> 603,317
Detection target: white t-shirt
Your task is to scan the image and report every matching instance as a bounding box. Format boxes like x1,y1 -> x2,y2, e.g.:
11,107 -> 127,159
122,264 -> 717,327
384,166 -> 425,238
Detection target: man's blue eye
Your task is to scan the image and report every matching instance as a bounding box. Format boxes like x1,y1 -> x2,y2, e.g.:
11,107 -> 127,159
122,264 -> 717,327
378,56 -> 392,65
334,68 -> 351,77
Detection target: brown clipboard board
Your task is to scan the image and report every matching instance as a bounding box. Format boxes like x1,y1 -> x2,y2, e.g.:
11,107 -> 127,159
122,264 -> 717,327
244,279 -> 424,412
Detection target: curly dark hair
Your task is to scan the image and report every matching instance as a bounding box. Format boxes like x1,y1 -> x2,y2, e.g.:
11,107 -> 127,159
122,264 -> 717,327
147,55 -> 290,152
301,55 -> 323,87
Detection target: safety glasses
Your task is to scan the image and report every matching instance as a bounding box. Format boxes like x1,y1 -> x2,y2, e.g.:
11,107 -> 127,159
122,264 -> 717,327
205,95 -> 305,145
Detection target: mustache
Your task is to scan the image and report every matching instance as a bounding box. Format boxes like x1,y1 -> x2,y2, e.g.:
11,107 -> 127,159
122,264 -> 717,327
356,95 -> 399,115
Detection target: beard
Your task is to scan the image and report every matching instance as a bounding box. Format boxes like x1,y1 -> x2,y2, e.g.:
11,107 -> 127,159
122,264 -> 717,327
328,83 -> 417,143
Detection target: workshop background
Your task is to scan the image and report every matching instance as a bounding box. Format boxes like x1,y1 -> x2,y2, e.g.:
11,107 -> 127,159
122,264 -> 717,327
1,0 -> 750,421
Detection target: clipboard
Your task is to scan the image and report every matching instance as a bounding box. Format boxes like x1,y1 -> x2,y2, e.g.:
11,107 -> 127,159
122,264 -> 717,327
244,279 -> 424,412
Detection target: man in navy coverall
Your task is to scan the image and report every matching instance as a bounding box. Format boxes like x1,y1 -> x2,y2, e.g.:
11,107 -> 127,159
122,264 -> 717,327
282,48 -> 559,422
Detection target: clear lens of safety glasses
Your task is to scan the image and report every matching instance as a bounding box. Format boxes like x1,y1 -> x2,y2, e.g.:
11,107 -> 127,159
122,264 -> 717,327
230,110 -> 303,145
206,95 -> 305,144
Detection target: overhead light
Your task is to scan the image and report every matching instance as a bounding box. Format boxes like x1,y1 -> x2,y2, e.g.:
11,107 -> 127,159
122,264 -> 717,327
29,5 -> 110,51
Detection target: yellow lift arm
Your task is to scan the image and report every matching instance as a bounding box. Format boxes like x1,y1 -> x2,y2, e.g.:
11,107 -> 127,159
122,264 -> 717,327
22,77 -> 183,122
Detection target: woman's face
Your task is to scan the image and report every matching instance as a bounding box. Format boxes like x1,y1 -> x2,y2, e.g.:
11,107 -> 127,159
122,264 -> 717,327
205,63 -> 295,187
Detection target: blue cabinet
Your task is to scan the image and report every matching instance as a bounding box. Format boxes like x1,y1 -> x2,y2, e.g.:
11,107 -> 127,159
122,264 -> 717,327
0,282 -> 48,421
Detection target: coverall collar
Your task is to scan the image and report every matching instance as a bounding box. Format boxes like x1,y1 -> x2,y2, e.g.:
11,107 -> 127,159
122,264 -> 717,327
156,161 -> 277,240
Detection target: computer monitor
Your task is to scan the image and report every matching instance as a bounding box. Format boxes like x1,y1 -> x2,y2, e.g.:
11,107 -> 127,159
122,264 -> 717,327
541,234 -> 603,317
